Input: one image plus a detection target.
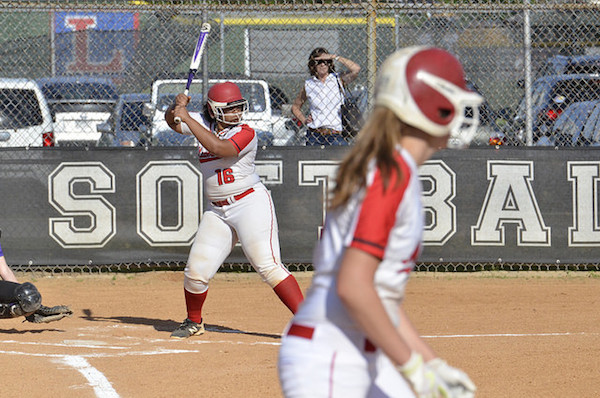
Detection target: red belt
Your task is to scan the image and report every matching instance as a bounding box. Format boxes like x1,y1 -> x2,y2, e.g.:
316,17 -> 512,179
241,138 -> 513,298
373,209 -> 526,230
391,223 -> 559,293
212,188 -> 254,207
286,323 -> 376,353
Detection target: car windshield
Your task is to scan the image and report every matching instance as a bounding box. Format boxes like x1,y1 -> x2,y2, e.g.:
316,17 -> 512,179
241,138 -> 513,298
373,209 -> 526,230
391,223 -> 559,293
157,81 -> 266,113
581,104 -> 600,143
553,102 -> 596,135
0,89 -> 43,128
564,63 -> 600,74
157,94 -> 204,113
518,78 -> 600,116
550,79 -> 600,106
41,82 -> 119,102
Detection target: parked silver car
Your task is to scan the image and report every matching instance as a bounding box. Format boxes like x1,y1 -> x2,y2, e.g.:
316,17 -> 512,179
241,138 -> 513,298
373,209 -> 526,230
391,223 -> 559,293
37,76 -> 119,147
0,78 -> 54,147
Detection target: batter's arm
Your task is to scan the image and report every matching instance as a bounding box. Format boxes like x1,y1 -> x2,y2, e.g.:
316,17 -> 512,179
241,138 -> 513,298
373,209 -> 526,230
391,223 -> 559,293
337,247 -> 412,366
168,94 -> 238,157
165,101 -> 185,134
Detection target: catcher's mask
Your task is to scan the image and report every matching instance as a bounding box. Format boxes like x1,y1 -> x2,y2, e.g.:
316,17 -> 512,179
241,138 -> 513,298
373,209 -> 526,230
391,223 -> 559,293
374,46 -> 483,148
207,82 -> 248,125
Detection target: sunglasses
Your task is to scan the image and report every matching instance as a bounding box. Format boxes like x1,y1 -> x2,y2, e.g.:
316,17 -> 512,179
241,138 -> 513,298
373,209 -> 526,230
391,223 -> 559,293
311,59 -> 332,66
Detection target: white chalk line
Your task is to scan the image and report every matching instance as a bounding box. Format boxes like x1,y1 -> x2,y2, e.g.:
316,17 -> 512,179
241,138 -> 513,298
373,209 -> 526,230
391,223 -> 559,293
422,331 -> 599,338
55,355 -> 120,398
0,339 -> 128,349
0,347 -> 201,398
2,330 -> 596,398
0,347 -> 198,358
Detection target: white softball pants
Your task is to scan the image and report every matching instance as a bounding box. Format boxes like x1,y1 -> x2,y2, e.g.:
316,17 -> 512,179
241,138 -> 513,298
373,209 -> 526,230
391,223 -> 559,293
184,183 -> 291,293
278,322 -> 415,398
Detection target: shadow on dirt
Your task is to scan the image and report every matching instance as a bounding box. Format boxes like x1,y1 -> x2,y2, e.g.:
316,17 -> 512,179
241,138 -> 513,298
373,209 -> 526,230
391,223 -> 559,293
80,308 -> 281,339
0,327 -> 66,334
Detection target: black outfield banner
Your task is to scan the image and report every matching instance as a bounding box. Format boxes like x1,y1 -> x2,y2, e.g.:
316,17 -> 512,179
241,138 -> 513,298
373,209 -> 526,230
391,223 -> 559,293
0,147 -> 599,266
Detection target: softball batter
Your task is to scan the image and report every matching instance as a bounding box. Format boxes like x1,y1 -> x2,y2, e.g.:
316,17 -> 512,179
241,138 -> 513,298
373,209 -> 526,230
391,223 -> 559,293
166,81 -> 304,339
278,47 -> 481,397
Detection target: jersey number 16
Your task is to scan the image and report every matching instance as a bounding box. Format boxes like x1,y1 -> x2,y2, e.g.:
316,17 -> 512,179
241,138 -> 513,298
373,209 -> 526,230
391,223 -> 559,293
216,168 -> 235,185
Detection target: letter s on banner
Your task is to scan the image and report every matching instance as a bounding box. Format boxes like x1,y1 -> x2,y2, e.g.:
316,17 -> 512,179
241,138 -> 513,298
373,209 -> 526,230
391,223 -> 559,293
48,162 -> 116,248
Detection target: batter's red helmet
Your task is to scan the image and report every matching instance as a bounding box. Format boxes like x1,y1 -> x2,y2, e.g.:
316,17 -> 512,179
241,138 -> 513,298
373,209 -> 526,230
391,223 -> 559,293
375,46 -> 483,147
207,82 -> 248,124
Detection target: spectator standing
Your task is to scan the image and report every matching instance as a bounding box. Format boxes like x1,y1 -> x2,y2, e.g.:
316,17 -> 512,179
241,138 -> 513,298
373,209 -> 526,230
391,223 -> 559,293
291,47 -> 361,146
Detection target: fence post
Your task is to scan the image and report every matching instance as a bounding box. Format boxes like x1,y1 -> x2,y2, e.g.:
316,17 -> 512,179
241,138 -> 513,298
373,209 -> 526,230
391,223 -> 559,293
367,0 -> 378,109
523,0 -> 533,146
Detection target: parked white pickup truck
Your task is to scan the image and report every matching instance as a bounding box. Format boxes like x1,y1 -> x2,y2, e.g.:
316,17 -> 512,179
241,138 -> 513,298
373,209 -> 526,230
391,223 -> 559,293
143,78 -> 303,146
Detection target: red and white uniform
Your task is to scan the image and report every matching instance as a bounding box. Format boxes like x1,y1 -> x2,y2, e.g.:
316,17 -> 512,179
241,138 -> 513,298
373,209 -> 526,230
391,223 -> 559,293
181,113 -> 291,294
278,147 -> 421,397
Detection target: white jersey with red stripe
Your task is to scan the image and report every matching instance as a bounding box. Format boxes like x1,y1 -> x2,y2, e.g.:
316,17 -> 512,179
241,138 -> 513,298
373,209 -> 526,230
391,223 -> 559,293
292,146 -> 423,333
182,112 -> 260,201
181,111 -> 291,294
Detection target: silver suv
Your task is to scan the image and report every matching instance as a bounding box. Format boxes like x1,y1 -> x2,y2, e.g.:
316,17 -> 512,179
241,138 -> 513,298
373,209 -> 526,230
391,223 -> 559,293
144,78 -> 303,146
0,78 -> 54,147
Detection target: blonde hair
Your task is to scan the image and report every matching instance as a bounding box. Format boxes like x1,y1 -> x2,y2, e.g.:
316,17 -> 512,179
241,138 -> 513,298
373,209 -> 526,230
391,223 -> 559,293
329,106 -> 406,209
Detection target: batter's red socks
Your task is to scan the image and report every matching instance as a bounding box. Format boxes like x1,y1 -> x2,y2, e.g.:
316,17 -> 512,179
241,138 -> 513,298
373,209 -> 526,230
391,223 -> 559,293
273,275 -> 304,314
184,288 -> 208,323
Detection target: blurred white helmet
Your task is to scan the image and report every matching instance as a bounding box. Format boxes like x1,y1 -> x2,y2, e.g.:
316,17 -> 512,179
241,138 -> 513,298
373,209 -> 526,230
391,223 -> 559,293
375,46 -> 483,148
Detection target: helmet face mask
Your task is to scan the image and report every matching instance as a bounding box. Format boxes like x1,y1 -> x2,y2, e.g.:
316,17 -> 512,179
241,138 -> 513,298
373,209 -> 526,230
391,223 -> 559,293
416,70 -> 483,148
375,46 -> 483,148
207,82 -> 249,125
208,99 -> 248,125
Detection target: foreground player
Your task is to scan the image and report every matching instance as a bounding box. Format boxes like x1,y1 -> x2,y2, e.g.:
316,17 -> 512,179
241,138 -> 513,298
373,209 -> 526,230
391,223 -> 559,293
165,82 -> 304,339
0,238 -> 72,323
278,46 -> 481,397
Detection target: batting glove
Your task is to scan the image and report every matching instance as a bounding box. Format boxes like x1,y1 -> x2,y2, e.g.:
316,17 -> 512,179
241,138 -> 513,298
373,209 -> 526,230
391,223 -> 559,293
397,352 -> 450,398
427,358 -> 476,398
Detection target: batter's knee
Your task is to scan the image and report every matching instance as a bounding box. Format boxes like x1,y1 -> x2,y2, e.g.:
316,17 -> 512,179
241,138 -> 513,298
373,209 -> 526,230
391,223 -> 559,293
256,263 -> 291,288
184,276 -> 209,294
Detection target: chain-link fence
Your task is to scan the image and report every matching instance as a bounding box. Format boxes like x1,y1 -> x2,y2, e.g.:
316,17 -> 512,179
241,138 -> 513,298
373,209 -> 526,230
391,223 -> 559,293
2,1 -> 600,147
8,260 -> 599,275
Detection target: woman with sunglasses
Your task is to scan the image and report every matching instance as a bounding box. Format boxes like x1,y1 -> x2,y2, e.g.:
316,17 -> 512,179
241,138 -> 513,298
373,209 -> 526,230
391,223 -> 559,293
291,47 -> 361,145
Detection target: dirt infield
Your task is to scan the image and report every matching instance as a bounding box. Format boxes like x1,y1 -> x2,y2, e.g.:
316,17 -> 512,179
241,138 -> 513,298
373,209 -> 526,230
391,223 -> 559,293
1,270 -> 598,398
